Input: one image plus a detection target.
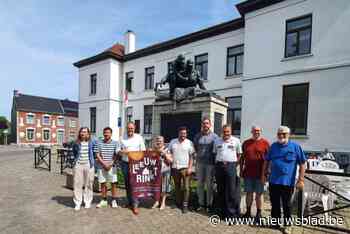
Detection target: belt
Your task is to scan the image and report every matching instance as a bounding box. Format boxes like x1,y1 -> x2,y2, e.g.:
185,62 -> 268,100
216,161 -> 236,165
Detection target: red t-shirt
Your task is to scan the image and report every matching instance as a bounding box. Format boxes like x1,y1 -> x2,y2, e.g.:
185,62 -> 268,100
242,138 -> 270,178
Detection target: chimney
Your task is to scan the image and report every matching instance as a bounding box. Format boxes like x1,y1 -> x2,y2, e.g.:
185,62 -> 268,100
124,30 -> 136,54
13,90 -> 19,97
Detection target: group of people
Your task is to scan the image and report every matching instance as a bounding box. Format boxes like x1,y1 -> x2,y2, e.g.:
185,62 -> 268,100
72,117 -> 306,233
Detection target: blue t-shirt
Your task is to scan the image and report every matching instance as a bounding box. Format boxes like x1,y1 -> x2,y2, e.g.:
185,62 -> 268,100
266,141 -> 306,186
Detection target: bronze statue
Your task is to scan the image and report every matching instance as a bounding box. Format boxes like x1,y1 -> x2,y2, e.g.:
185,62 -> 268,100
155,55 -> 207,101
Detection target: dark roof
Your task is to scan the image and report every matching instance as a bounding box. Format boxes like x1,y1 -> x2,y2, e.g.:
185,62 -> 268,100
13,93 -> 78,116
61,99 -> 79,117
123,18 -> 244,61
73,18 -> 243,67
73,43 -> 124,68
236,0 -> 285,15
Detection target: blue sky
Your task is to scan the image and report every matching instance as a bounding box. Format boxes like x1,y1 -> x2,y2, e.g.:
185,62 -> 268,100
0,0 -> 241,119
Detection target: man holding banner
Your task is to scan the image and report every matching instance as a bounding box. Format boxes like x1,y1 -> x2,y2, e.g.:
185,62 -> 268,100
119,122 -> 146,215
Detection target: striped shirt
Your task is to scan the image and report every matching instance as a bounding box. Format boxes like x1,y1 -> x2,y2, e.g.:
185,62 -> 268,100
94,140 -> 120,164
78,141 -> 89,164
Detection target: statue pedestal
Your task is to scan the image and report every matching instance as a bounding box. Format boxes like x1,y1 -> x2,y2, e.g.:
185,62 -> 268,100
152,93 -> 228,142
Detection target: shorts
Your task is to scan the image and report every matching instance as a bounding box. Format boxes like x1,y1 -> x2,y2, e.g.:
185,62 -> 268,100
244,177 -> 264,193
97,166 -> 118,184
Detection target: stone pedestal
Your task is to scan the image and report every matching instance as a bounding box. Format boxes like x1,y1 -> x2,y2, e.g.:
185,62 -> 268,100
152,94 -> 228,142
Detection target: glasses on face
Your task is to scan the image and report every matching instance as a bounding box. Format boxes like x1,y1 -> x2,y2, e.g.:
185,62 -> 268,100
277,132 -> 287,136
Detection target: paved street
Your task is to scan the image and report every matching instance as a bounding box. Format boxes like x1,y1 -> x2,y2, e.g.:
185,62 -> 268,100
0,147 -> 347,234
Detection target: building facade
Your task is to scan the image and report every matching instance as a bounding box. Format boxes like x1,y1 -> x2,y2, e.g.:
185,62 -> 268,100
74,0 -> 350,153
11,91 -> 79,146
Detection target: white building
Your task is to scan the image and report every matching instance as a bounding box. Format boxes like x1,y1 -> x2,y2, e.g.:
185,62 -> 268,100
74,0 -> 350,152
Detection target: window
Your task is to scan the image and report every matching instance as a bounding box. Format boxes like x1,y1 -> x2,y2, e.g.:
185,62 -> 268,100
226,97 -> 242,136
126,107 -> 133,123
214,113 -> 223,135
195,53 -> 208,80
90,73 -> 97,95
42,115 -> 50,125
135,120 -> 140,134
26,128 -> 34,141
227,45 -> 244,76
125,71 -> 133,92
57,117 -> 64,126
282,83 -> 309,135
70,120 -> 76,128
285,14 -> 312,58
90,107 -> 96,134
69,132 -> 76,141
144,105 -> 153,134
168,62 -> 174,74
26,113 -> 35,124
43,129 -> 50,141
145,67 -> 154,90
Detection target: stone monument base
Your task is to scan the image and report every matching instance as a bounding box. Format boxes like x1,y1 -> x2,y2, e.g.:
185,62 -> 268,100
152,93 -> 228,142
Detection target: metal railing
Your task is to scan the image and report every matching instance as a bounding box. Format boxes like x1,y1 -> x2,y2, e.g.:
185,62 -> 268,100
297,169 -> 350,233
34,146 -> 51,171
57,149 -> 75,174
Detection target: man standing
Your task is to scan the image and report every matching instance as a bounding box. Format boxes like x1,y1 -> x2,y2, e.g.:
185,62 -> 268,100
169,126 -> 195,214
262,126 -> 306,234
241,126 -> 270,221
119,122 -> 146,215
95,127 -> 120,208
213,124 -> 242,218
193,117 -> 218,212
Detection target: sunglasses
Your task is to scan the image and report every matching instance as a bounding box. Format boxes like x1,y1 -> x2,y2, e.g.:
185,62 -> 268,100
277,132 -> 288,136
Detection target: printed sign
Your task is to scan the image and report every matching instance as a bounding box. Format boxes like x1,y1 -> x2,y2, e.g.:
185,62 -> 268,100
128,150 -> 161,201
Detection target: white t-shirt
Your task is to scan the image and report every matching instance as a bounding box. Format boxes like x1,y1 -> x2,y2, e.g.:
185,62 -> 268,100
213,136 -> 242,162
168,138 -> 195,169
120,134 -> 146,162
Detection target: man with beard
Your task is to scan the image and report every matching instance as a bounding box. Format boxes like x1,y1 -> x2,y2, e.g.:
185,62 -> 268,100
262,126 -> 306,234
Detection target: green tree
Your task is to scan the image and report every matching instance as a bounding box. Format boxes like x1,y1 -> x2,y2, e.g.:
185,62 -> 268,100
0,116 -> 10,145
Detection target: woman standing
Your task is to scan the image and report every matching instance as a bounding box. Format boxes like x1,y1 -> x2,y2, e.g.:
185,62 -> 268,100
152,136 -> 173,210
72,127 -> 96,211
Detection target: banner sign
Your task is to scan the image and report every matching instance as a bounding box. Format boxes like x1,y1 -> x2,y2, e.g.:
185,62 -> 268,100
128,150 -> 161,201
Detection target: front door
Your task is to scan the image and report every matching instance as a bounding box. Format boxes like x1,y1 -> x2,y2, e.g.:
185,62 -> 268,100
160,112 -> 201,143
57,130 -> 64,145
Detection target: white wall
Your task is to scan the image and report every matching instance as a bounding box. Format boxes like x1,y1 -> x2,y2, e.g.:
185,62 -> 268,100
244,0 -> 350,79
122,29 -> 245,135
241,66 -> 350,152
241,0 -> 350,152
78,59 -> 123,139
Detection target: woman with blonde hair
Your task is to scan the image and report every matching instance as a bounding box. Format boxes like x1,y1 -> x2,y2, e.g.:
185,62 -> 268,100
72,127 -> 96,211
152,136 -> 173,210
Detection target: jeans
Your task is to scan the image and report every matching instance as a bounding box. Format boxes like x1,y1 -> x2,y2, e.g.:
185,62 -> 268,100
196,163 -> 215,207
269,183 -> 294,226
172,168 -> 191,207
120,161 -> 139,207
215,162 -> 240,218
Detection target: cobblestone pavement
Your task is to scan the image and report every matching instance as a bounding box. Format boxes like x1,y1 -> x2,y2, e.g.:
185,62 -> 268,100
0,148 -> 347,234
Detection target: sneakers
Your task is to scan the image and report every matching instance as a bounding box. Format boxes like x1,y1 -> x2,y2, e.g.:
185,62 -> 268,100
182,206 -> 189,214
85,203 -> 91,209
96,200 -> 108,208
74,205 -> 81,211
282,226 -> 292,234
111,200 -> 119,208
